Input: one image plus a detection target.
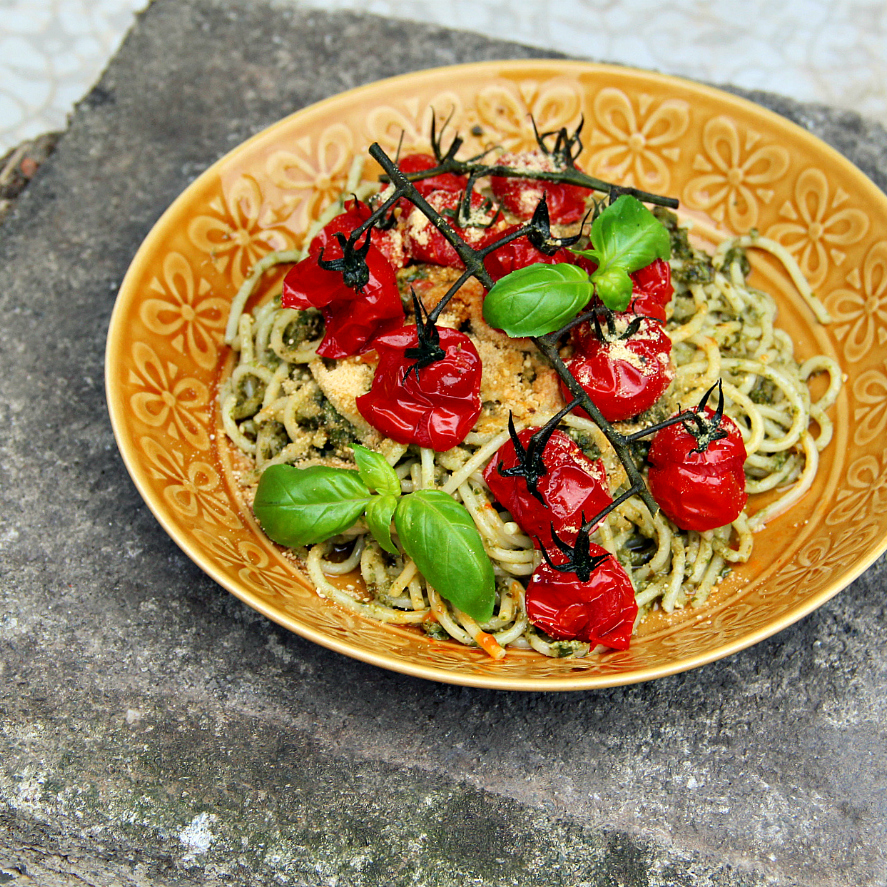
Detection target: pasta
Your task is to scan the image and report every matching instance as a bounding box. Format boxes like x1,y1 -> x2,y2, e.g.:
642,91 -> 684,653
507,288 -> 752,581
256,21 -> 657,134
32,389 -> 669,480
219,145 -> 840,660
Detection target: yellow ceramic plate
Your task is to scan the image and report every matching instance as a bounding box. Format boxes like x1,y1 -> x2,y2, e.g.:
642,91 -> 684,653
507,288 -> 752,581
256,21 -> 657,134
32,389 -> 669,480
106,60 -> 887,689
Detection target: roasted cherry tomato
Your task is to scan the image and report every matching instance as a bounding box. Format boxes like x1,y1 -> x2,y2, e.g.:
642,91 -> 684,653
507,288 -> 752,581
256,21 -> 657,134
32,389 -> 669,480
490,151 -> 588,223
404,189 -> 502,268
483,225 -> 578,283
397,153 -> 468,196
483,427 -> 611,550
647,406 -> 748,532
356,325 -> 482,451
525,548 -> 637,649
564,317 -> 674,422
572,256 -> 674,322
310,199 -> 405,270
281,240 -> 403,359
629,258 -> 673,320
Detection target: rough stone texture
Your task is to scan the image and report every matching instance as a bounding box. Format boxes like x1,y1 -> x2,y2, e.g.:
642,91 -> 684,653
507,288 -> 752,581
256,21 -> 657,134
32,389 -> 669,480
1,1 -> 886,885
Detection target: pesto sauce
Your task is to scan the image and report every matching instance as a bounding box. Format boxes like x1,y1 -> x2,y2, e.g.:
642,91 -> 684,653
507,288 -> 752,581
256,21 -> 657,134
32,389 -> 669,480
654,206 -> 694,262
750,379 -> 778,405
719,245 -> 751,278
654,207 -> 716,287
282,308 -> 323,351
256,420 -> 288,462
231,374 -> 266,420
311,395 -> 360,460
566,427 -> 602,461
422,621 -> 450,641
549,639 -> 588,658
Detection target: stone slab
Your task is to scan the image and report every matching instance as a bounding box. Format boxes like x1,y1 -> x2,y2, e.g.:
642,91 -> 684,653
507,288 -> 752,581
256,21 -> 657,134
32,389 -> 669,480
0,1 -> 885,885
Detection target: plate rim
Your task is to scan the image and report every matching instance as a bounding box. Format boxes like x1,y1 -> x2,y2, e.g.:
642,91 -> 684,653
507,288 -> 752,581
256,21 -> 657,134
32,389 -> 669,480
105,58 -> 887,690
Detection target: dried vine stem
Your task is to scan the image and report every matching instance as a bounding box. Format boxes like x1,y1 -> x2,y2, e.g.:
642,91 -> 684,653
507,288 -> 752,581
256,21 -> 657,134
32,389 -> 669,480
531,336 -> 660,517
368,141 -> 663,519
379,114 -> 680,210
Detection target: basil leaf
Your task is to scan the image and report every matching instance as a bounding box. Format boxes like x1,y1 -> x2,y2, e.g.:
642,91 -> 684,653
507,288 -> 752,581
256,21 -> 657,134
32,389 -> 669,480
353,444 -> 401,496
394,490 -> 495,622
253,464 -> 370,548
365,494 -> 399,555
482,263 -> 593,337
571,195 -> 671,310
588,194 -> 671,272
591,265 -> 633,312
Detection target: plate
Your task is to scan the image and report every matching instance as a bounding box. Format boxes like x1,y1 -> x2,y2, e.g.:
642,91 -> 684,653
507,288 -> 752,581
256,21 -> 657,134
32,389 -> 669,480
106,60 -> 887,689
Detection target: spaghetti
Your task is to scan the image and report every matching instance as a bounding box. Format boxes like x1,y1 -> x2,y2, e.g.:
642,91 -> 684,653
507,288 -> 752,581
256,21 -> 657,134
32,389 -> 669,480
219,149 -> 840,660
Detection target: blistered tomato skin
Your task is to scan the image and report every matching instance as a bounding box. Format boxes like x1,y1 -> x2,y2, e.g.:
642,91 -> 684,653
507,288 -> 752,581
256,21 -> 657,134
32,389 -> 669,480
629,258 -> 674,321
483,225 -> 576,283
525,549 -> 637,649
397,153 -> 468,196
490,151 -> 588,223
309,200 -> 405,270
356,325 -> 482,452
281,242 -> 404,359
404,189 -> 502,268
647,408 -> 748,532
564,318 -> 675,422
483,428 -> 611,550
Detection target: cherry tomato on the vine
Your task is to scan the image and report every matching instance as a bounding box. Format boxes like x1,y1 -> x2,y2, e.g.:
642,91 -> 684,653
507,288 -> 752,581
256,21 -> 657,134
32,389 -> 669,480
396,153 -> 468,197
356,325 -> 482,451
490,151 -> 588,223
571,256 -> 674,322
309,199 -> 405,270
281,240 -> 403,359
564,317 -> 674,422
483,225 -> 578,283
647,407 -> 748,532
404,189 -> 502,268
483,427 -> 611,550
629,258 -> 674,321
525,549 -> 637,649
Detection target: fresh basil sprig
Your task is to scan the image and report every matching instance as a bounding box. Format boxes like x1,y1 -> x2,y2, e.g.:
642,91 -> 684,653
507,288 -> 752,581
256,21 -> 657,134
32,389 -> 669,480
353,444 -> 401,496
253,464 -> 371,548
252,450 -> 495,622
394,490 -> 496,623
365,494 -> 399,555
571,194 -> 671,311
483,263 -> 593,337
481,195 -> 670,332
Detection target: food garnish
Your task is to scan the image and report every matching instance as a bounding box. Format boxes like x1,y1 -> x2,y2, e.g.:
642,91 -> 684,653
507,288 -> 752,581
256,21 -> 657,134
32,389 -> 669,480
221,113 -> 840,659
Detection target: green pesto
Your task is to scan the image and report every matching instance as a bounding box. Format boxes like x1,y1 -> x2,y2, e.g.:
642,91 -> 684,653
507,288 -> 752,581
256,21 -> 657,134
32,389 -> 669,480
320,399 -> 360,458
230,369 -> 267,420
529,625 -> 588,658
566,427 -> 602,461
549,639 -> 588,658
636,397 -> 672,428
422,621 -> 451,640
653,207 -> 695,262
719,244 -> 752,278
654,208 -> 716,287
769,450 -> 790,470
256,420 -> 288,462
749,379 -> 778,405
673,255 -> 715,287
281,307 -> 323,354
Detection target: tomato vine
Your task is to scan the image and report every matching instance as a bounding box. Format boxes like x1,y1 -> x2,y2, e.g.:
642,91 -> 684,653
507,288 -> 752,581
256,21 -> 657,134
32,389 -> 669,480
253,116 -> 729,631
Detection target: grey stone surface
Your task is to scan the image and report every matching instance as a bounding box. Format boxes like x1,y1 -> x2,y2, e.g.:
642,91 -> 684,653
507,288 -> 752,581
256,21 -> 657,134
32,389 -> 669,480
1,0 -> 885,884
